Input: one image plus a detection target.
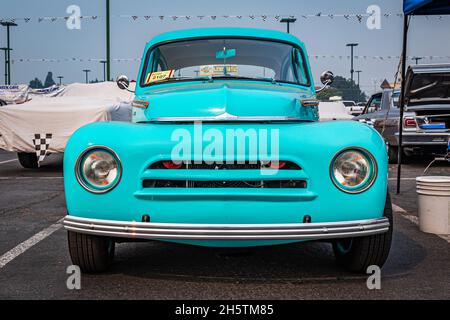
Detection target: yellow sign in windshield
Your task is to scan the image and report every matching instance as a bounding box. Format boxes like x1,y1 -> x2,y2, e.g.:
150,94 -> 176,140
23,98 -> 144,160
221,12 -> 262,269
145,70 -> 174,84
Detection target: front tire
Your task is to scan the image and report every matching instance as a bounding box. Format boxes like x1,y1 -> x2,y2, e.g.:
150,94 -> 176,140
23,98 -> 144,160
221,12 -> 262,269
17,152 -> 39,169
67,231 -> 115,273
388,145 -> 410,164
388,145 -> 398,164
332,192 -> 393,273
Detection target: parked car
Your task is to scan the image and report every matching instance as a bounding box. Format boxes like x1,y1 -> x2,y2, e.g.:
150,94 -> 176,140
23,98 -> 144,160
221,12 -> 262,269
62,28 -> 392,274
357,101 -> 366,107
318,101 -> 353,121
342,100 -> 364,116
354,90 -> 400,162
354,64 -> 450,163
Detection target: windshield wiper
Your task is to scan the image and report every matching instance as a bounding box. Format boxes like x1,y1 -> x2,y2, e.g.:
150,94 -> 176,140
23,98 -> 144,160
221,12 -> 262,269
211,75 -> 278,84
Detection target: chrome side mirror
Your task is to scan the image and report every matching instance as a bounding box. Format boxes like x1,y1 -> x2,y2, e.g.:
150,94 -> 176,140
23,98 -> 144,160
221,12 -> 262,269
320,71 -> 334,86
316,71 -> 334,93
116,75 -> 130,90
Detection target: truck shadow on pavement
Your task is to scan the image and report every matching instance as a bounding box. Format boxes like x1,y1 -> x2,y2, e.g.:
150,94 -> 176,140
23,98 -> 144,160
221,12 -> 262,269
104,230 -> 426,284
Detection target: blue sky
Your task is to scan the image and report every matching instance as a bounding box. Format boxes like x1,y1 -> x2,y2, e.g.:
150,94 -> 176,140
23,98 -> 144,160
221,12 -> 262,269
1,0 -> 450,95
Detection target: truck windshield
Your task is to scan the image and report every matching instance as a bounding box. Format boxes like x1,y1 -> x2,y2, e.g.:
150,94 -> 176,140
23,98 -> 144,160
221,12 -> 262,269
141,38 -> 310,87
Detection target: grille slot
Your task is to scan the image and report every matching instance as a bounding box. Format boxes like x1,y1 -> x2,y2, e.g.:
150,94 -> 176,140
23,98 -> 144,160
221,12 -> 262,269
149,160 -> 301,170
143,179 -> 307,189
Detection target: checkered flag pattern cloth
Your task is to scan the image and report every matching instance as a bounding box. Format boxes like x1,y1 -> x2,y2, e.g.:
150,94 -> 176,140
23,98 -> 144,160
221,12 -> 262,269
32,133 -> 52,165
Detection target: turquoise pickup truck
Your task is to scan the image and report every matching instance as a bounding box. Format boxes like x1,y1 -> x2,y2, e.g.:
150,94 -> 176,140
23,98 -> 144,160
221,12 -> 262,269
63,28 -> 392,273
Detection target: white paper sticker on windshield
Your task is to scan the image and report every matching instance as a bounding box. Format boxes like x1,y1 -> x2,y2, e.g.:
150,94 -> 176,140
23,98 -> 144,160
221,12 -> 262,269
199,65 -> 238,77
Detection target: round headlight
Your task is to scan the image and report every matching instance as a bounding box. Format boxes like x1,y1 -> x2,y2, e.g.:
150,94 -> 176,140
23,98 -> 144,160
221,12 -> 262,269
330,148 -> 377,193
76,147 -> 121,193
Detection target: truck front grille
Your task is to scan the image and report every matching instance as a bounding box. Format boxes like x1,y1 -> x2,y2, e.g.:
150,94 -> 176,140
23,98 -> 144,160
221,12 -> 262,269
143,179 -> 307,189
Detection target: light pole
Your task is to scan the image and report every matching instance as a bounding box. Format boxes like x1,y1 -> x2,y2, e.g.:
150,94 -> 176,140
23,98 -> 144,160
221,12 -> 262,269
106,0 -> 111,81
280,18 -> 297,34
412,56 -> 423,65
346,43 -> 359,83
82,69 -> 91,83
0,47 -> 12,85
99,60 -> 107,81
57,76 -> 64,85
0,21 -> 18,85
355,70 -> 362,87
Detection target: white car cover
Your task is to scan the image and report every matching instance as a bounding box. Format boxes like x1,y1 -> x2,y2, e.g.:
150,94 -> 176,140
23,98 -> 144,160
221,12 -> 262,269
0,82 -> 134,153
0,85 -> 30,104
318,102 -> 354,121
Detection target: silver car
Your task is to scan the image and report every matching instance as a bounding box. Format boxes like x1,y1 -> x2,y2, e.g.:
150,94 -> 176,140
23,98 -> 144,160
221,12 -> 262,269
354,64 -> 450,163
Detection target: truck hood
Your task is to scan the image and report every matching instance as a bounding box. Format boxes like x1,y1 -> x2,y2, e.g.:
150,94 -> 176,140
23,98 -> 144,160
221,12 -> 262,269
135,81 -> 316,122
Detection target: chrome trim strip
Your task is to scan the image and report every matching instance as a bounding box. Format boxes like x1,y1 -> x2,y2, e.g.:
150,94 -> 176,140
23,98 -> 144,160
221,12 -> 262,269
301,99 -> 320,107
411,67 -> 450,74
63,215 -> 390,240
402,141 -> 449,146
153,113 -> 301,122
396,132 -> 450,136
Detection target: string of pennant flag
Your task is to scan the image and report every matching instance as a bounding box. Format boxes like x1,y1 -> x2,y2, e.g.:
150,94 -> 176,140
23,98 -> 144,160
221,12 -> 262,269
0,12 -> 439,24
309,55 -> 450,60
11,55 -> 450,63
2,11 -> 450,24
12,58 -> 141,63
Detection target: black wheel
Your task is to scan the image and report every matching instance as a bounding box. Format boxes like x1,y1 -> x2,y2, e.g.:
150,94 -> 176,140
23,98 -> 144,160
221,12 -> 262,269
17,152 -> 39,169
388,145 -> 411,164
388,145 -> 398,164
333,192 -> 393,273
67,231 -> 115,273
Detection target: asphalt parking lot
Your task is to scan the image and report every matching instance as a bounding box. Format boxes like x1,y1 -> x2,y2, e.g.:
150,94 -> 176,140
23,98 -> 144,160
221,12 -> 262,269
0,149 -> 449,300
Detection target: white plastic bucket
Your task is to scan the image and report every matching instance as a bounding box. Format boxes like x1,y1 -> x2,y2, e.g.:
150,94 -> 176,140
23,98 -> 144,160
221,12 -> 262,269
416,182 -> 450,188
416,176 -> 450,235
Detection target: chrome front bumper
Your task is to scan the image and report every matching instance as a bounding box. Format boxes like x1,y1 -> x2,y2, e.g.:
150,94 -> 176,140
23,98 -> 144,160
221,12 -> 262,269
396,132 -> 450,146
63,215 -> 390,241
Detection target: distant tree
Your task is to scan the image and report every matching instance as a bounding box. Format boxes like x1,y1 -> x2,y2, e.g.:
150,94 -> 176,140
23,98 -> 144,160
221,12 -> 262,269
44,71 -> 56,88
329,75 -> 366,102
316,87 -> 343,101
29,77 -> 44,89
89,78 -> 100,83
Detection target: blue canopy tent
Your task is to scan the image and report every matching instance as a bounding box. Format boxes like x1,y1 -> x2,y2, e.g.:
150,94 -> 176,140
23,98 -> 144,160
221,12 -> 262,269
396,0 -> 450,193
404,0 -> 450,15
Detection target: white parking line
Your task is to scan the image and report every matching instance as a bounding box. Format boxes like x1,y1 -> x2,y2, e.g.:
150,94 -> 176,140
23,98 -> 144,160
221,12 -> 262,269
0,218 -> 63,269
0,159 -> 17,165
392,203 -> 449,243
392,203 -> 408,214
388,177 -> 417,181
0,176 -> 63,180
